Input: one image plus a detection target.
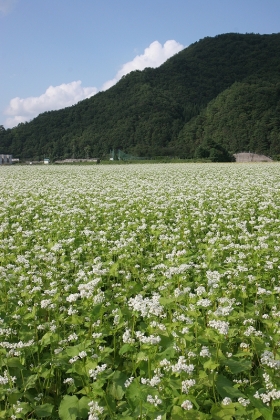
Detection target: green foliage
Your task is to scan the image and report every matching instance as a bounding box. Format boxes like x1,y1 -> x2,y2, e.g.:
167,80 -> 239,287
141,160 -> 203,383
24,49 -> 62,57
34,403 -> 54,418
1,33 -> 280,159
195,139 -> 235,162
180,79 -> 280,156
58,396 -> 90,420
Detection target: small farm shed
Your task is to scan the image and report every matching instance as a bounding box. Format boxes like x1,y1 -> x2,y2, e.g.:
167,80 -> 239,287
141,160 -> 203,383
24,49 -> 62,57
233,153 -> 272,162
0,154 -> 12,164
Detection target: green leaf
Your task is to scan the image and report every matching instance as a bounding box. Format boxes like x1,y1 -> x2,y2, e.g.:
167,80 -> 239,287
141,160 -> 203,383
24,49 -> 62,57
203,359 -> 220,370
39,332 -> 52,348
34,403 -> 54,417
157,344 -> 176,359
38,366 -> 53,379
66,341 -> 91,357
210,404 -> 235,419
23,374 -> 38,390
170,405 -> 185,420
223,358 -> 252,373
159,297 -> 175,306
109,262 -> 119,276
108,371 -> 126,400
181,411 -> 207,420
216,374 -> 246,399
119,343 -> 134,355
6,357 -> 24,369
136,351 -> 149,363
76,397 -> 91,419
257,407 -> 273,420
126,380 -> 147,409
8,391 -> 23,404
58,395 -> 78,420
58,395 -> 90,420
252,408 -> 263,419
119,417 -> 134,420
223,386 -> 246,399
10,402 -> 31,418
248,394 -> 273,420
70,314 -> 83,325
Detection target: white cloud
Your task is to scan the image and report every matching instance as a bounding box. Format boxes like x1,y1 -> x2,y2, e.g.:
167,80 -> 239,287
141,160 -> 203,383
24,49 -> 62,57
5,81 -> 98,128
102,40 -> 184,90
4,40 -> 184,128
0,0 -> 17,15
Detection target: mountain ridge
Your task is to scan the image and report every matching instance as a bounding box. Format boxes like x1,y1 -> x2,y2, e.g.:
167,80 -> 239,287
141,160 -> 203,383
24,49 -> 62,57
1,32 -> 280,161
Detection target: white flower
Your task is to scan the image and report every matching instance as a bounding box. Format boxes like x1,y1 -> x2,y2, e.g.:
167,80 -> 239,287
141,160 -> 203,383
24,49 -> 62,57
261,350 -> 280,369
0,370 -> 16,385
208,320 -> 229,335
40,299 -> 52,309
128,293 -> 164,318
135,331 -> 161,345
222,397 -> 232,405
141,371 -> 163,387
69,356 -> 79,364
182,379 -> 196,394
181,399 -> 193,410
88,401 -> 104,420
63,377 -> 74,385
92,332 -> 102,338
67,306 -> 78,315
171,356 -> 195,374
124,377 -> 134,388
195,286 -> 206,296
206,270 -> 221,287
66,293 -> 80,302
122,329 -> 135,344
200,346 -> 211,357
147,395 -> 162,406
238,397 -> 250,406
89,364 -> 107,380
67,333 -> 78,341
181,327 -> 189,334
197,298 -> 212,308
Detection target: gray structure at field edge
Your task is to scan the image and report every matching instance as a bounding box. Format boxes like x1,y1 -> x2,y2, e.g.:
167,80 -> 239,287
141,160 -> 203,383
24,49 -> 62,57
0,154 -> 12,164
233,153 -> 272,163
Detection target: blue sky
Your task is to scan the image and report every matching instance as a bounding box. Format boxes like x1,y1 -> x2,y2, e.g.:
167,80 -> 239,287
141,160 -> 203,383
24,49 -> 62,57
1,0 -> 280,128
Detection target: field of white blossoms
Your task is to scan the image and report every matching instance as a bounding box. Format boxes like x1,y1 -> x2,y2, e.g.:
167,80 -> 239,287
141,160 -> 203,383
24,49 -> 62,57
1,163 -> 280,419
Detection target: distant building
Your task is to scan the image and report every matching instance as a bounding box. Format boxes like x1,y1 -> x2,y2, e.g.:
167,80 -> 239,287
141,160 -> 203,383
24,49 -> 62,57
233,152 -> 272,162
0,154 -> 12,164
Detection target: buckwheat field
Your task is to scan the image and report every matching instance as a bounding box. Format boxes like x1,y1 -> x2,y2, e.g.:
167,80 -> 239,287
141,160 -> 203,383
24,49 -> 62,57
1,163 -> 280,420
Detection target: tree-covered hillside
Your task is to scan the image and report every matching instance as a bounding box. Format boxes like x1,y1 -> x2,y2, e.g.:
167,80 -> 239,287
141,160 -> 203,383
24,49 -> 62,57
177,79 -> 280,158
1,32 -> 280,160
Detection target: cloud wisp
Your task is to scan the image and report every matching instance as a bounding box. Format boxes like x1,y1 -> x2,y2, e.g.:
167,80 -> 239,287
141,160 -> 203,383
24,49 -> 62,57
101,40 -> 184,90
4,81 -> 98,128
4,40 -> 184,128
0,0 -> 17,15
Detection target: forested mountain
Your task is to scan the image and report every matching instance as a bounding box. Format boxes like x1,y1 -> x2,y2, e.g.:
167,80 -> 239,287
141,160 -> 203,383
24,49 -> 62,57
1,32 -> 280,161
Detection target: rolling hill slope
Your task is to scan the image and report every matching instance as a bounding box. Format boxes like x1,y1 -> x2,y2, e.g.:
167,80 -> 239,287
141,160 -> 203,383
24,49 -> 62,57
1,32 -> 280,160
